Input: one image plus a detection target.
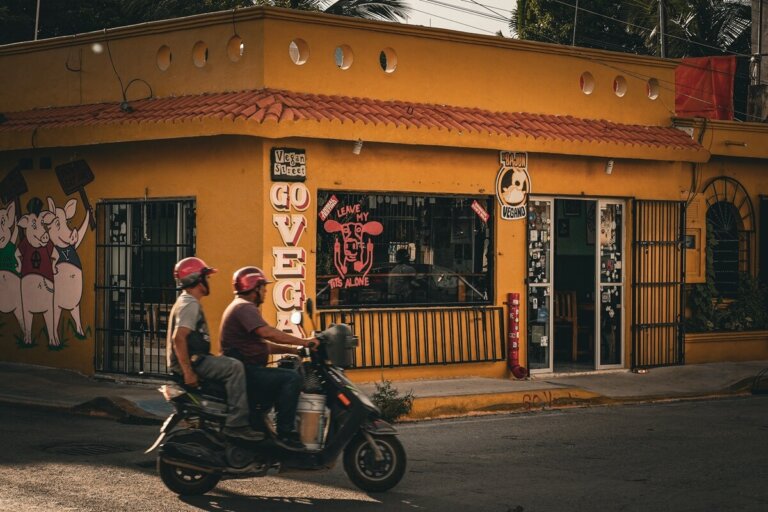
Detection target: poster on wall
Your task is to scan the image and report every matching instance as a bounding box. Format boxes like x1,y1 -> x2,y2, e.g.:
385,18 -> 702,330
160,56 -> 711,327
496,151 -> 530,220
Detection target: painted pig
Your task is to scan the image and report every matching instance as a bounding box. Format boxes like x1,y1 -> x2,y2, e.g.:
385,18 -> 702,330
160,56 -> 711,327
16,198 -> 57,346
47,197 -> 88,339
0,202 -> 23,333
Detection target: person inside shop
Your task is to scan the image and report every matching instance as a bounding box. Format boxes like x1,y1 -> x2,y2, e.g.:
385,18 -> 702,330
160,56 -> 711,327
168,257 -> 264,441
388,248 -> 422,302
219,266 -> 319,450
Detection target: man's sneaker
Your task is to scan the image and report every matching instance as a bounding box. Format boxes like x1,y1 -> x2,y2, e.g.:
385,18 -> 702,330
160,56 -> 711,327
276,431 -> 306,451
223,425 -> 265,441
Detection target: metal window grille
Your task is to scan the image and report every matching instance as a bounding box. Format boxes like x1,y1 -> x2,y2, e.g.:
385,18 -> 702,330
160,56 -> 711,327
318,306 -> 505,368
316,191 -> 494,308
95,199 -> 195,375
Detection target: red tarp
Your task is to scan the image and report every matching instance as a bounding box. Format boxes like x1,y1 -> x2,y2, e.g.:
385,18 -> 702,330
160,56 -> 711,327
675,56 -> 736,120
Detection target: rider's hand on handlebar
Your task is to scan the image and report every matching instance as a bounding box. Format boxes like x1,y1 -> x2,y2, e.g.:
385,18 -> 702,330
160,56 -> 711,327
306,338 -> 320,351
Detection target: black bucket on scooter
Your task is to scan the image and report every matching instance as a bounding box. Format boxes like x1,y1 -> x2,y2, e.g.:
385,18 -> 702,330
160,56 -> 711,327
321,324 -> 358,368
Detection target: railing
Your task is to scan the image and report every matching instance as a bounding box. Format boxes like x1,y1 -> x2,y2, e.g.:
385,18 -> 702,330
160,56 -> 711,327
318,306 -> 505,368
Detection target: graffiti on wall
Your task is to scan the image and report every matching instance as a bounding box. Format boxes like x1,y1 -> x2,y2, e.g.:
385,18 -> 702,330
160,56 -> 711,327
0,160 -> 93,349
270,180 -> 309,337
319,197 -> 383,290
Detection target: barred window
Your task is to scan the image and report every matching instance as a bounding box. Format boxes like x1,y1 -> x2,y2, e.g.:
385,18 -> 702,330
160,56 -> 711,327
316,192 -> 494,308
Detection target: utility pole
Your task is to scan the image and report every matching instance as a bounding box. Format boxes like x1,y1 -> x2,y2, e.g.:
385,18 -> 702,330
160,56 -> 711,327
34,0 -> 41,40
572,0 -> 579,46
658,0 -> 666,58
748,0 -> 767,121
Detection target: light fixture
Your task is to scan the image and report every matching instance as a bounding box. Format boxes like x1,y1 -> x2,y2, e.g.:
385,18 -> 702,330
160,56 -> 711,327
352,139 -> 363,155
605,159 -> 614,175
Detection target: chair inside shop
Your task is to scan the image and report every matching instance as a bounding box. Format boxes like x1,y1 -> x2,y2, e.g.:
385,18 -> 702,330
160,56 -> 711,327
554,290 -> 578,362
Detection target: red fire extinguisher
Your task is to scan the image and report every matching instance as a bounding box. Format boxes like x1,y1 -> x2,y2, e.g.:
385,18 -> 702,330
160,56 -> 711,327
507,292 -> 527,379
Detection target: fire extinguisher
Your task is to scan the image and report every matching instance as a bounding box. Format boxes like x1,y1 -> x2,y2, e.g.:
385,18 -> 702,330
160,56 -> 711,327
507,292 -> 527,379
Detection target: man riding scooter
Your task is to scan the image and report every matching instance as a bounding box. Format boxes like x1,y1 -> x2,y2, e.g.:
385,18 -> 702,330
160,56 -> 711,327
219,266 -> 319,450
168,257 -> 263,441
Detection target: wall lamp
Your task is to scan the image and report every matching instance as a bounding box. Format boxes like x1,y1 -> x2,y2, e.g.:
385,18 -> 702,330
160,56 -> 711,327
605,159 -> 615,175
352,139 -> 363,155
724,140 -> 747,147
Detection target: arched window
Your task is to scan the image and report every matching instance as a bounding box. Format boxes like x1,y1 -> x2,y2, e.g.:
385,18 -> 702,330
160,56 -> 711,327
702,177 -> 755,298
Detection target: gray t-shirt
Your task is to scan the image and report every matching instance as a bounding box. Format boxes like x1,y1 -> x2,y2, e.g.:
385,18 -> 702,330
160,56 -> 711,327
167,291 -> 212,368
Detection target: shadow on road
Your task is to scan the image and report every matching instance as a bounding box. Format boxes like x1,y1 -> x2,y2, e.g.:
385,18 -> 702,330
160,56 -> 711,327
179,488 -> 395,511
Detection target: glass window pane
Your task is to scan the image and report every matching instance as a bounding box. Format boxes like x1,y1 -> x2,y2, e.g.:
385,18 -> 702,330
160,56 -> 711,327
316,192 -> 493,307
599,203 -> 622,284
599,285 -> 622,365
527,287 -> 550,369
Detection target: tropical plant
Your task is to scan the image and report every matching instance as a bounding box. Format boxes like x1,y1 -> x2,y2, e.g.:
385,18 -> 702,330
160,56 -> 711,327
371,379 -> 414,422
511,0 -> 751,58
0,0 -> 409,45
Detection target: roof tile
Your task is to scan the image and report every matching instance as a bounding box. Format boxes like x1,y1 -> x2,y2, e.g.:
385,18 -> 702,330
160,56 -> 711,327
0,88 -> 703,152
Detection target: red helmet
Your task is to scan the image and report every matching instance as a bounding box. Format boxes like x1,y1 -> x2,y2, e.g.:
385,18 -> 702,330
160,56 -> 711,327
174,257 -> 217,289
233,266 -> 271,294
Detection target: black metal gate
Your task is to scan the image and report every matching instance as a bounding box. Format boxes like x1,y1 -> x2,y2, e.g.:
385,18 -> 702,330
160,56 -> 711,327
631,200 -> 686,368
95,199 -> 195,375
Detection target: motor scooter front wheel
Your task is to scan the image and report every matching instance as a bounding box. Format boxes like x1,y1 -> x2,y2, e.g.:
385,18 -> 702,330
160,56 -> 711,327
343,434 -> 406,492
157,457 -> 221,495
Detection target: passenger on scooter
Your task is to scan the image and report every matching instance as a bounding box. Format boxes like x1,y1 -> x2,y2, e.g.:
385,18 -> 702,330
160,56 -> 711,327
168,257 -> 264,442
219,266 -> 319,450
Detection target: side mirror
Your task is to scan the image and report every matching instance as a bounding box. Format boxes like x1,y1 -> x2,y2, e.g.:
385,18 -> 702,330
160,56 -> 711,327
305,298 -> 314,316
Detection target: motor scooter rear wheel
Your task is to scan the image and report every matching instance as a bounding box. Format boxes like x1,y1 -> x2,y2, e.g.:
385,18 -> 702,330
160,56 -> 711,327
343,434 -> 406,492
157,457 -> 221,495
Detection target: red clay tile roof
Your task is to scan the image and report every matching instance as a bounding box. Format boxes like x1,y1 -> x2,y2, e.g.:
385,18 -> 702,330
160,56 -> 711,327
0,88 -> 700,150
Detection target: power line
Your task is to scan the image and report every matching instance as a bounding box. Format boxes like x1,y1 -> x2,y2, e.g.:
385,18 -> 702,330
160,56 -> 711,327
409,5 -> 498,34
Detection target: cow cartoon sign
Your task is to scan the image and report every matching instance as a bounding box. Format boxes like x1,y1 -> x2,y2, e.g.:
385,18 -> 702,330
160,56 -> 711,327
496,151 -> 530,220
319,197 -> 383,290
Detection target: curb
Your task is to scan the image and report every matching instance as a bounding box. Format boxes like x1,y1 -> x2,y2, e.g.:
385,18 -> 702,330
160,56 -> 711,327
401,385 -> 757,421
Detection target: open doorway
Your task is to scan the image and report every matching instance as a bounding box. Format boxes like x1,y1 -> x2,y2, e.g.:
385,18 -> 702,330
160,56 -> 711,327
553,199 -> 596,372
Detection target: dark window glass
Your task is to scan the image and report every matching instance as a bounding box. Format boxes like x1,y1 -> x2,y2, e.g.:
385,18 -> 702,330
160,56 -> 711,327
316,192 -> 494,308
707,201 -> 740,297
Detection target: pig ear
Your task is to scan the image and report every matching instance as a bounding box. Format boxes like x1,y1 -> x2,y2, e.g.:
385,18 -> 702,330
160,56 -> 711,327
362,221 -> 383,236
47,197 -> 56,213
17,215 -> 29,228
64,199 -> 77,219
41,212 -> 55,225
324,220 -> 343,233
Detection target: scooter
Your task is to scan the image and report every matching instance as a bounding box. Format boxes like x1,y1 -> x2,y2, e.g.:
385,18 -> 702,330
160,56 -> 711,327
147,320 -> 407,496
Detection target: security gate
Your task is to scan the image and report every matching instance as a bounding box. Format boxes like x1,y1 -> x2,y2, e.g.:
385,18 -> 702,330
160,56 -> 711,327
95,199 -> 195,375
631,200 -> 686,368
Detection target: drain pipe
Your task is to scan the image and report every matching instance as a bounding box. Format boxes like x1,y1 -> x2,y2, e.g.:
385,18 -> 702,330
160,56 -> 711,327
507,293 -> 527,379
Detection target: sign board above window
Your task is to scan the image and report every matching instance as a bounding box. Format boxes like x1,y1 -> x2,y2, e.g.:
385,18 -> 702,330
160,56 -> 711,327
270,147 -> 307,182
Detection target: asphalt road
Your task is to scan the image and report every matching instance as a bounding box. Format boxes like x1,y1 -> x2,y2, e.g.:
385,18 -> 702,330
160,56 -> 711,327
1,396 -> 767,512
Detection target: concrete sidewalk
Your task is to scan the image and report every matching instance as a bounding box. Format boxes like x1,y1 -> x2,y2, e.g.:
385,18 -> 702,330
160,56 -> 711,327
1,360 -> 767,423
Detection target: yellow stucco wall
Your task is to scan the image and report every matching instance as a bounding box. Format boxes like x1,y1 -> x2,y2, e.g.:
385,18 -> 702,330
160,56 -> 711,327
1,8 -> 676,127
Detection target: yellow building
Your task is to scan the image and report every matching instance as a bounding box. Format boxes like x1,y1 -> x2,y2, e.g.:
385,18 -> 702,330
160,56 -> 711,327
0,7 -> 766,378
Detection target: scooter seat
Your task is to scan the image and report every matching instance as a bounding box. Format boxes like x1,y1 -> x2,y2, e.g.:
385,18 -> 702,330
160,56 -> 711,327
170,373 -> 228,400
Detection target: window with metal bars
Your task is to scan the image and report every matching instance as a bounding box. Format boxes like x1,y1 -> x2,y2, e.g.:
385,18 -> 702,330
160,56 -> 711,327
707,200 -> 748,298
95,198 -> 195,375
316,192 -> 494,308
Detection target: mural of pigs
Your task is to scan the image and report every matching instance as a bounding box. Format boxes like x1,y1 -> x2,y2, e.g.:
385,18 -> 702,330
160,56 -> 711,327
0,202 -> 23,332
46,197 -> 88,339
16,198 -> 57,346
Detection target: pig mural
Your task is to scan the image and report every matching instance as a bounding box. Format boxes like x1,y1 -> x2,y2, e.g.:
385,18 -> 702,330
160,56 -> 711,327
324,219 -> 383,279
47,197 -> 88,339
16,198 -> 57,346
0,202 -> 23,332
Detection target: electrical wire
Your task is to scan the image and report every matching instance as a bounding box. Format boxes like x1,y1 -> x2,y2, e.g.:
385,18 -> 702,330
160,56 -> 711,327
409,5 -> 499,33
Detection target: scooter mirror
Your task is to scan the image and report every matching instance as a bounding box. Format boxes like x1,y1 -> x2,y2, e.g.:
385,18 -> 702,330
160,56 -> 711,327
305,298 -> 314,316
289,311 -> 303,326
